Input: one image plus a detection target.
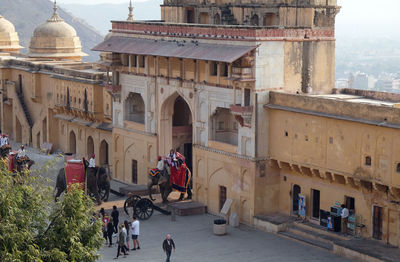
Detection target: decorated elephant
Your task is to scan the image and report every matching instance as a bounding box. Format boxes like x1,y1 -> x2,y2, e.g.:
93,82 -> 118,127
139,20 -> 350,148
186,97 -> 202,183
0,145 -> 11,159
54,160 -> 110,204
10,155 -> 35,173
148,163 -> 192,203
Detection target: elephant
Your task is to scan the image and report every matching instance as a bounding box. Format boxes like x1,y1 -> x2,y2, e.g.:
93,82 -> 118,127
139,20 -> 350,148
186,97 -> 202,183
54,162 -> 110,204
148,164 -> 192,203
13,156 -> 35,172
0,145 -> 11,159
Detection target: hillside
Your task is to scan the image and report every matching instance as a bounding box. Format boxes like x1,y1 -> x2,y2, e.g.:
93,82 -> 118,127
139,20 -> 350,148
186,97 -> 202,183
61,0 -> 162,36
0,0 -> 104,61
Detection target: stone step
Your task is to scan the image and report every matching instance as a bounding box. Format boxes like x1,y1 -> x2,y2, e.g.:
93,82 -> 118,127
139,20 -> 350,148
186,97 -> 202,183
294,222 -> 349,241
287,225 -> 339,245
278,231 -> 333,251
167,200 -> 207,216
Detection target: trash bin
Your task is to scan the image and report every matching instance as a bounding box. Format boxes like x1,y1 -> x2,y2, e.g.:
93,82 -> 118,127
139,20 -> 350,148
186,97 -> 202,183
213,219 -> 227,236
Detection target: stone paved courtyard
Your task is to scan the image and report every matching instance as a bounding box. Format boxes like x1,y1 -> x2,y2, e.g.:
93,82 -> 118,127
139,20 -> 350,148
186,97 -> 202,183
98,208 -> 354,262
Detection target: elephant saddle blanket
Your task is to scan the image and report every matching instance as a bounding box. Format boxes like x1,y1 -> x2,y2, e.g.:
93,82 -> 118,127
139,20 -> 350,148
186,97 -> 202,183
8,152 -> 16,172
149,168 -> 161,177
65,160 -> 85,191
170,163 -> 190,193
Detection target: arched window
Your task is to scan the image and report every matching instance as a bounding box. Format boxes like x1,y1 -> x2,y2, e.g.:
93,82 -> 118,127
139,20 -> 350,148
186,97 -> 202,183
214,13 -> 221,24
365,156 -> 372,166
125,92 -> 145,124
211,107 -> 238,146
251,14 -> 259,26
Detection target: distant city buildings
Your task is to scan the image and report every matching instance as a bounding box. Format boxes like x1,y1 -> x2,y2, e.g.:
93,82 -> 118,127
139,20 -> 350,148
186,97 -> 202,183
336,71 -> 400,93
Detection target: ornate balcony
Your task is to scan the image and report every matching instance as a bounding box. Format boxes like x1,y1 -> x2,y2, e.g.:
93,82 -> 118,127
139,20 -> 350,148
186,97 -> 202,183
231,67 -> 254,81
230,104 -> 253,128
105,84 -> 122,94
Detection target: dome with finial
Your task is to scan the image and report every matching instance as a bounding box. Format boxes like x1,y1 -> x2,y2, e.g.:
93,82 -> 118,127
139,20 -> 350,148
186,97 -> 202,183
0,14 -> 22,52
28,0 -> 87,60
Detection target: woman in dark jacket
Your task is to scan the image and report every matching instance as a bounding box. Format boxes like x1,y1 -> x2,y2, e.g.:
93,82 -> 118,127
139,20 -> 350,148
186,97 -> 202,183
107,218 -> 114,247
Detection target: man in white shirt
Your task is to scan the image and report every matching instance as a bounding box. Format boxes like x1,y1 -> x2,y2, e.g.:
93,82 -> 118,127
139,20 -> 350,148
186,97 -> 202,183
17,145 -> 26,158
3,135 -> 8,146
131,216 -> 140,251
341,204 -> 349,234
157,156 -> 164,171
89,154 -> 96,168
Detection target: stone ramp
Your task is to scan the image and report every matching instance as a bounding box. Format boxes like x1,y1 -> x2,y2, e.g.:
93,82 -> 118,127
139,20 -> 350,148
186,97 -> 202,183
334,239 -> 400,262
279,222 -> 349,251
167,200 -> 207,216
255,213 -> 400,262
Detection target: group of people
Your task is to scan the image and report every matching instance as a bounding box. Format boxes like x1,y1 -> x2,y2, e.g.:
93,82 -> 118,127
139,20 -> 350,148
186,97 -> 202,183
98,206 -> 176,261
156,149 -> 186,173
99,206 -> 141,259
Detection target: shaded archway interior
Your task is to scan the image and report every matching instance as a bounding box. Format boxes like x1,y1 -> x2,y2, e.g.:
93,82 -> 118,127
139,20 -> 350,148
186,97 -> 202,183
100,140 -> 109,165
69,131 -> 76,154
87,136 -> 94,157
172,96 -> 193,172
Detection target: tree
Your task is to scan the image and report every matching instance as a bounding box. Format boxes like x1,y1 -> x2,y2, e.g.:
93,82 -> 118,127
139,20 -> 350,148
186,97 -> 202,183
0,162 -> 103,262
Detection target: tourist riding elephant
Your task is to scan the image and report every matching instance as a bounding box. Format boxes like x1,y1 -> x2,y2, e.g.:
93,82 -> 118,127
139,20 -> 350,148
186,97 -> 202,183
54,161 -> 110,204
148,164 -> 192,203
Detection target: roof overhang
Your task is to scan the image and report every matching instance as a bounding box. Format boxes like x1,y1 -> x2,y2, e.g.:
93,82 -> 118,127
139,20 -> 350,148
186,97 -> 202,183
92,36 -> 256,63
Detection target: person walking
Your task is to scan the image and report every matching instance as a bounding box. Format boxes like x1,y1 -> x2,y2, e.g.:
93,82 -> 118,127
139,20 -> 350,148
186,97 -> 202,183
162,234 -> 175,262
114,225 -> 127,259
121,223 -> 129,255
111,205 -> 119,234
124,220 -> 131,250
341,204 -> 349,234
107,217 -> 114,247
131,216 -> 140,250
102,212 -> 110,244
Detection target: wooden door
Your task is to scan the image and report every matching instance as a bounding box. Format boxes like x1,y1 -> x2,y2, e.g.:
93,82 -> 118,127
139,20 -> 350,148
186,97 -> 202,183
131,160 -> 137,184
373,206 -> 383,240
312,189 -> 320,219
219,186 -> 227,212
292,185 -> 301,215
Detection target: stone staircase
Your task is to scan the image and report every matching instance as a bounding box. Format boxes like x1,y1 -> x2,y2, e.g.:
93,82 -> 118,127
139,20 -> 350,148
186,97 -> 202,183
17,92 -> 33,128
278,222 -> 349,251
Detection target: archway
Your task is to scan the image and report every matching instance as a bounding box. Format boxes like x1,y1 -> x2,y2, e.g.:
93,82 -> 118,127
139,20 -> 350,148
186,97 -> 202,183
100,140 -> 109,165
87,136 -> 94,157
160,93 -> 193,172
69,131 -> 76,154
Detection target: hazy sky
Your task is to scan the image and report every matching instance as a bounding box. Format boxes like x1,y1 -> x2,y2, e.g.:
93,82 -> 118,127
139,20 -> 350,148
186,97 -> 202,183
59,0 -> 399,37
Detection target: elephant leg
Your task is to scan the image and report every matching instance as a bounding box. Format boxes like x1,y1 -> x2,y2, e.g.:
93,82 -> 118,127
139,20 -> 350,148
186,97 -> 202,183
187,187 -> 192,200
179,193 -> 184,201
160,184 -> 168,203
148,180 -> 155,201
54,187 -> 63,202
104,184 -> 110,202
